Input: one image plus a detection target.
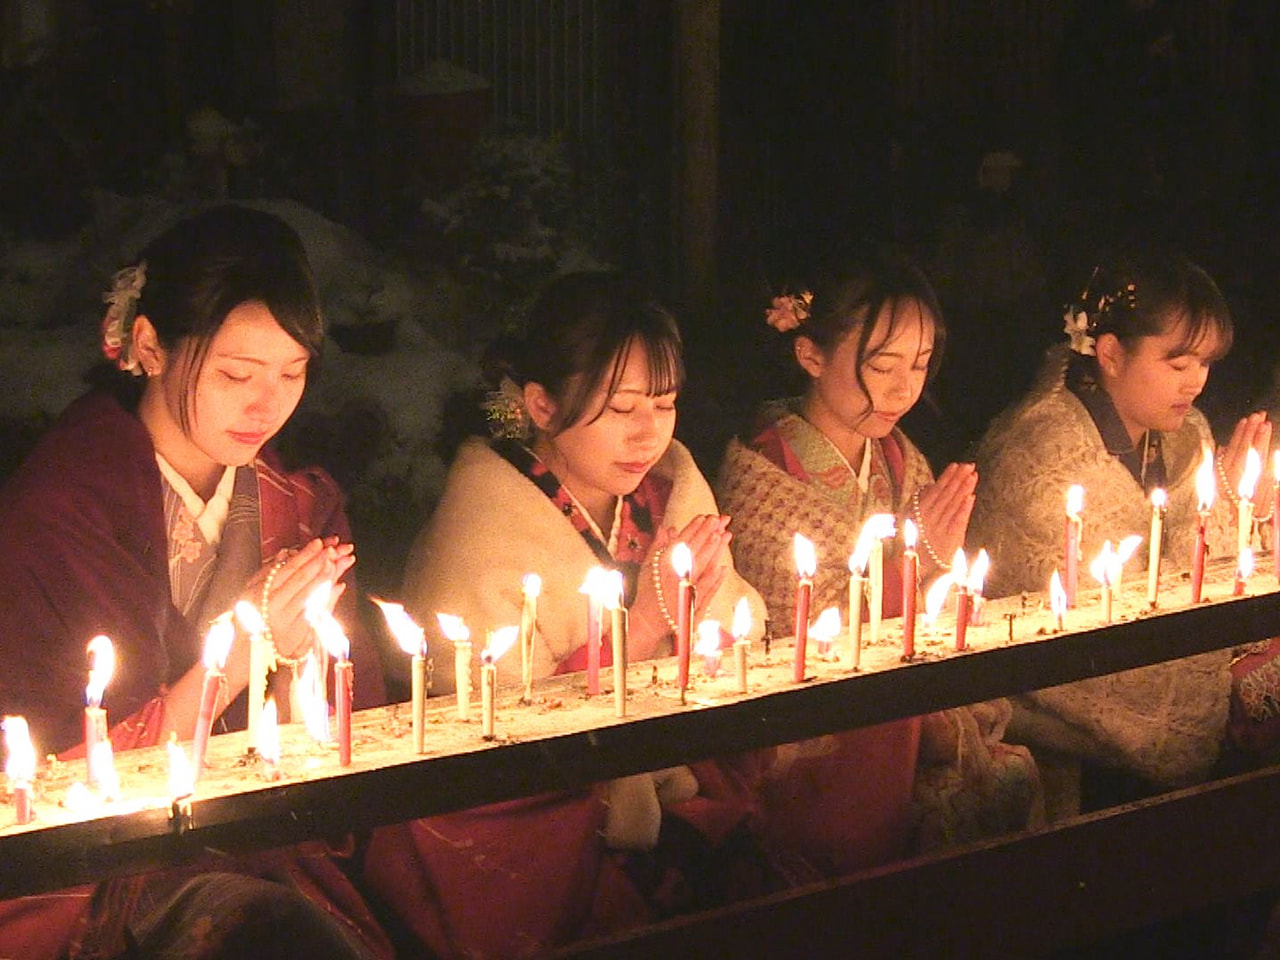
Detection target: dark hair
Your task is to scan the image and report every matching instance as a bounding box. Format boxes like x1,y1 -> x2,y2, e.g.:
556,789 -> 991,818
133,204 -> 324,431
1077,247 -> 1232,360
491,271 -> 684,434
794,247 -> 946,396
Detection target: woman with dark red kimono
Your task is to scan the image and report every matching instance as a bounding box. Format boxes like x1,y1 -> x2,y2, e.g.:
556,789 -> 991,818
0,205 -> 390,959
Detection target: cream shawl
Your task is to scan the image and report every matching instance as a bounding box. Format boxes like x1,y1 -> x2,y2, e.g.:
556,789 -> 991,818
403,437 -> 766,695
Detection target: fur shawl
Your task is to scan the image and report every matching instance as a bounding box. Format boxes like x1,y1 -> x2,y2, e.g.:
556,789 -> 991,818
403,437 -> 767,694
970,347 -> 1231,788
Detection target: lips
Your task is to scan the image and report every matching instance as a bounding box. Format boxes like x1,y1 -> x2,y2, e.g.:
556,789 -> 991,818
616,461 -> 652,475
229,430 -> 268,446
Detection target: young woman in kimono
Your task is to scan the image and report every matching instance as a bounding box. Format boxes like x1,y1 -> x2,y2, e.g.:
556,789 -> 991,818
716,247 -> 1042,874
369,270 -> 771,958
969,246 -> 1275,814
0,204 -> 390,959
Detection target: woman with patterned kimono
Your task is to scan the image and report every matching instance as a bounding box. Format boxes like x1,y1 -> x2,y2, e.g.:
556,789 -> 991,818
717,248 -> 1042,872
374,270 -> 771,958
0,205 -> 390,959
970,247 -> 1277,814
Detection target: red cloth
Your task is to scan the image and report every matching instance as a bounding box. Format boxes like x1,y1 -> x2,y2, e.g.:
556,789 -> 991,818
0,391 -> 391,959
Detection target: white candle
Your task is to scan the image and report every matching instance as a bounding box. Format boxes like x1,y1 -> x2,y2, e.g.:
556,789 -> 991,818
604,570 -> 628,718
1146,488 -> 1167,608
856,514 -> 896,650
732,597 -> 751,694
1050,570 -> 1067,631
191,613 -> 235,782
1239,448 -> 1262,556
437,613 -> 472,722
4,716 -> 35,825
520,573 -> 542,703
480,626 -> 518,739
307,586 -> 353,767
84,635 -> 114,790
1064,484 -> 1084,608
373,598 -> 428,755
233,601 -> 269,755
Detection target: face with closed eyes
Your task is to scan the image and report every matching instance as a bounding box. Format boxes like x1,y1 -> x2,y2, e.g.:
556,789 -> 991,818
797,298 -> 936,454
138,300 -> 311,495
528,338 -> 677,523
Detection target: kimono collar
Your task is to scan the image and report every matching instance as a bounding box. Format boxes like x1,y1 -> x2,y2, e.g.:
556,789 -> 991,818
1065,357 -> 1166,492
155,455 -> 237,546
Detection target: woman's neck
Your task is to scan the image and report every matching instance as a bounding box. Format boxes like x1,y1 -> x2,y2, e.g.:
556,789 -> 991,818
138,390 -> 222,500
531,437 -> 617,536
800,395 -> 871,468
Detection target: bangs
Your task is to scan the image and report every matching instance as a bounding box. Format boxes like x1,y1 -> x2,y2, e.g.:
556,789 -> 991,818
1168,307 -> 1232,363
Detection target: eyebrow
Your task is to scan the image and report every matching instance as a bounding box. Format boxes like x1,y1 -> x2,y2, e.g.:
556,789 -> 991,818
871,346 -> 934,359
215,352 -> 309,365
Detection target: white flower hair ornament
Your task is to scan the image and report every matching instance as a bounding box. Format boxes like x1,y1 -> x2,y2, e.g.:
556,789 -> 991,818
101,262 -> 148,375
765,291 -> 813,333
482,375 -> 533,441
1063,305 -> 1096,356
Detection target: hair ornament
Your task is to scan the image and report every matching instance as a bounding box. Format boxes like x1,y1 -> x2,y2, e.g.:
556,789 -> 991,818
765,290 -> 813,333
101,262 -> 148,375
1063,266 -> 1139,357
482,375 -> 533,441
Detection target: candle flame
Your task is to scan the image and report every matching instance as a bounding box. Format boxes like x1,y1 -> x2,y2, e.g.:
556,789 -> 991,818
1274,450 -> 1280,486
1238,547 -> 1255,581
794,533 -> 817,578
202,612 -> 236,671
167,734 -> 194,801
951,548 -> 969,585
966,548 -> 990,593
810,606 -> 842,641
234,599 -> 266,637
374,597 -> 427,656
1195,446 -> 1215,510
1151,487 -> 1167,510
1066,484 -> 1084,517
732,596 -> 752,641
85,634 -> 115,707
304,581 -> 333,624
924,573 -> 955,623
903,518 -> 918,550
522,572 -> 543,599
1050,570 -> 1068,617
297,653 -> 330,743
1115,534 -> 1143,566
3,716 -> 35,784
600,569 -> 626,612
848,540 -> 871,576
311,608 -> 350,662
1090,540 -> 1115,586
857,514 -> 897,556
1240,448 -> 1263,501
484,625 -> 520,664
258,698 -> 280,763
670,542 -> 693,580
437,612 -> 471,644
695,620 -> 723,658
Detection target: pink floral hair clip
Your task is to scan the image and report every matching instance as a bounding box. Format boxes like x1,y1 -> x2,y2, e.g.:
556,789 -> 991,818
101,261 -> 148,375
764,290 -> 813,333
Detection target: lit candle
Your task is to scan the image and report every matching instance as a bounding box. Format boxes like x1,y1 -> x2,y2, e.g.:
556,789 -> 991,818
966,549 -> 990,626
167,733 -> 194,830
438,613 -> 472,721
233,600 -> 269,756
924,569 -> 955,631
695,620 -> 723,677
480,626 -> 518,740
1192,447 -> 1215,603
811,607 -> 842,661
374,597 -> 428,754
604,570 -> 628,718
258,699 -> 282,781
732,597 -> 751,694
863,514 -> 896,647
1064,485 -> 1084,607
1090,540 -> 1116,624
4,716 -> 36,826
579,566 -> 610,697
520,573 -> 542,703
191,612 -> 235,781
901,519 -> 919,659
307,586 -> 353,766
1235,547 -> 1255,596
297,652 -> 330,744
84,635 -> 114,789
793,533 -> 817,682
1239,448 -> 1262,556
1274,451 -> 1280,586
951,549 -> 971,651
847,539 -> 870,669
671,543 -> 694,701
1050,570 -> 1067,632
1146,488 -> 1167,608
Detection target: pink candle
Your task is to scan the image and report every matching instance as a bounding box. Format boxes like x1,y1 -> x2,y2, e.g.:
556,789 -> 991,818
901,519 -> 919,660
84,635 -> 114,788
1192,448 -> 1215,603
334,659 -> 353,765
1050,570 -> 1067,631
1064,485 -> 1083,608
4,717 -> 35,826
191,614 -> 235,781
307,586 -> 352,764
580,567 -> 609,697
793,534 -> 817,682
1273,451 -> 1280,585
951,549 -> 970,651
671,544 -> 694,701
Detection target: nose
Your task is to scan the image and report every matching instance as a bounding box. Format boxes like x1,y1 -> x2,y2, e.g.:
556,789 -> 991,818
247,381 -> 284,423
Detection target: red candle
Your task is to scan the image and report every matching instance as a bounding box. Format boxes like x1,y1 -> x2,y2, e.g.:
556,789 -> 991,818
954,588 -> 972,651
902,519 -> 919,659
1064,485 -> 1083,608
334,659 -> 353,765
671,544 -> 694,700
793,533 -> 817,682
1191,447 -> 1216,603
191,615 -> 234,781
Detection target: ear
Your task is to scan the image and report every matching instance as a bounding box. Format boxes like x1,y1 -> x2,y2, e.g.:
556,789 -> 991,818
523,381 -> 558,432
132,315 -> 166,377
793,335 -> 825,380
1094,332 -> 1124,379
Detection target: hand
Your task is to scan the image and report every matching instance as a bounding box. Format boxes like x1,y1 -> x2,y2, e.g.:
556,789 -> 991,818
246,537 -> 356,660
1219,412 -> 1272,505
911,462 -> 977,569
630,515 -> 732,655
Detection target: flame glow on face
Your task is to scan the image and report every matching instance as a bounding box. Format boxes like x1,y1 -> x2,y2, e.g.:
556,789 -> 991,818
671,542 -> 693,580
732,596 -> 752,641
1066,484 -> 1084,517
86,635 -> 115,707
437,613 -> 470,644
374,598 -> 427,656
3,716 -> 35,783
794,533 -> 817,578
1050,570 -> 1068,618
202,613 -> 236,671
1240,448 -> 1263,501
810,606 -> 842,642
258,699 -> 280,763
695,620 -> 722,658
1195,446 -> 1215,510
484,625 -> 520,664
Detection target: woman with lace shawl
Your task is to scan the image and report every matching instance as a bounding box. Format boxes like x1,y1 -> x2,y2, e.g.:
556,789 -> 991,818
717,249 -> 1042,871
969,247 -> 1275,815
